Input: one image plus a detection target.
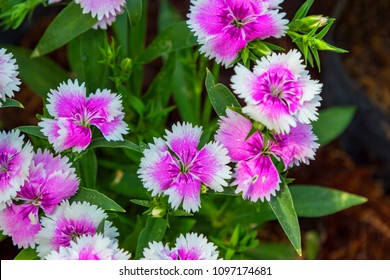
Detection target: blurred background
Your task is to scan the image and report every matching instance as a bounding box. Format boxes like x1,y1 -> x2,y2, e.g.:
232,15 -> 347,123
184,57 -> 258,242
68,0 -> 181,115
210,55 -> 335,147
0,0 -> 389,259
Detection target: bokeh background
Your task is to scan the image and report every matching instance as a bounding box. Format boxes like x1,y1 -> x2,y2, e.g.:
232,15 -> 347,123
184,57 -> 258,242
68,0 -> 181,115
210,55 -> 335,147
0,0 -> 389,259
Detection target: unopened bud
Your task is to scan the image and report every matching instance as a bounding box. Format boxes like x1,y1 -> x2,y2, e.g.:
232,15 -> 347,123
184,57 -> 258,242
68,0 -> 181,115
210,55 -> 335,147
151,206 -> 166,218
201,184 -> 209,194
253,121 -> 265,132
250,41 -> 272,58
120,58 -> 132,73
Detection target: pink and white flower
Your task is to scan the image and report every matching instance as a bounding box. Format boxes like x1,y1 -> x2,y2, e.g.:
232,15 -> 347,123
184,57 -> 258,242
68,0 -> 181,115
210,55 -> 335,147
0,150 -> 79,248
138,122 -> 231,213
142,232 -> 220,260
39,79 -> 128,153
0,48 -> 21,106
35,200 -> 119,258
45,234 -> 130,260
187,0 -> 288,67
0,130 -> 33,210
215,109 -> 318,202
231,49 -> 322,133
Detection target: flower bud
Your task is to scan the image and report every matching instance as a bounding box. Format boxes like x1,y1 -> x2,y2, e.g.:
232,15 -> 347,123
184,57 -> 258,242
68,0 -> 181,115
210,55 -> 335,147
120,58 -> 132,73
250,41 -> 272,58
151,206 -> 166,218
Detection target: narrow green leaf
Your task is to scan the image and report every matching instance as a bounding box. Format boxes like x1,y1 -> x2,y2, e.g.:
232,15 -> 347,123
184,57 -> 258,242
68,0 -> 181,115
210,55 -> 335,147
290,185 -> 367,217
130,199 -> 150,208
77,149 -> 97,189
1,45 -> 68,98
139,21 -> 197,63
205,69 -> 241,116
135,217 -> 167,259
313,106 -> 356,146
169,210 -> 194,217
127,0 -> 143,27
32,2 -> 97,57
246,243 -> 296,260
67,29 -> 109,91
268,183 -> 301,256
17,125 -> 47,139
112,12 -> 129,57
292,0 -> 315,21
1,98 -> 24,108
88,137 -> 141,153
71,187 -> 126,212
14,248 -> 38,260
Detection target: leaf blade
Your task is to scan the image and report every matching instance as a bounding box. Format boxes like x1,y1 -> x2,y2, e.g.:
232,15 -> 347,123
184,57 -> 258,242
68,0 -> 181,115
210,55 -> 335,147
71,187 -> 125,212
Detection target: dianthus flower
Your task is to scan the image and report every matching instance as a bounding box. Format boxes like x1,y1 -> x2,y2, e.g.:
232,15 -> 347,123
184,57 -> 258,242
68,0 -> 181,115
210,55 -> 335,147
138,122 -> 231,213
142,232 -> 220,260
35,200 -> 119,258
39,79 -> 128,153
215,109 -> 319,202
187,0 -> 288,67
231,49 -> 322,133
45,234 -> 130,260
0,130 -> 33,210
0,48 -> 21,106
0,150 -> 79,248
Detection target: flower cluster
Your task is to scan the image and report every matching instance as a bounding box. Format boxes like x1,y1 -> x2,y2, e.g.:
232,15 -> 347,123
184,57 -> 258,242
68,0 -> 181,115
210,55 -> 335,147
142,232 -> 220,260
138,122 -> 231,213
187,0 -> 288,67
39,79 -> 128,153
0,48 -> 21,106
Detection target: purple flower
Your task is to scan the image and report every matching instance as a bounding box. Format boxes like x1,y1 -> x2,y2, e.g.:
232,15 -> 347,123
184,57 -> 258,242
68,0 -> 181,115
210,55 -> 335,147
0,130 -> 33,210
39,79 -> 128,153
142,232 -> 220,260
35,200 -> 119,258
215,109 -> 319,202
231,49 -> 322,133
45,234 -> 130,260
187,0 -> 288,67
0,150 -> 79,248
138,122 -> 231,213
0,48 -> 21,106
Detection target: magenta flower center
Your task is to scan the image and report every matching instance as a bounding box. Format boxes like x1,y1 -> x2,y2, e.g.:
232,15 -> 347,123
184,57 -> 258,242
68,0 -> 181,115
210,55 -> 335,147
53,218 -> 96,249
254,67 -> 303,113
0,152 -> 14,180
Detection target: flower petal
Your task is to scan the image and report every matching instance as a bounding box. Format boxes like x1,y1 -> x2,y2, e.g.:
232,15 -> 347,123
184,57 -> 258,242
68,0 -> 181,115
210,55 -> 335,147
174,232 -> 219,260
164,173 -> 201,213
233,155 -> 281,202
0,204 -> 41,249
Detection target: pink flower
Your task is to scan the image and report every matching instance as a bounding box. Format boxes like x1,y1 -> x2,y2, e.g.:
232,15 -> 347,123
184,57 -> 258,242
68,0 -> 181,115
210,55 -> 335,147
45,234 -> 130,260
187,0 -> 288,67
138,122 -> 231,213
142,232 -> 220,260
231,49 -> 322,133
0,130 -> 33,210
0,48 -> 21,106
39,79 -> 128,153
0,150 -> 79,248
215,109 -> 318,202
35,200 -> 119,258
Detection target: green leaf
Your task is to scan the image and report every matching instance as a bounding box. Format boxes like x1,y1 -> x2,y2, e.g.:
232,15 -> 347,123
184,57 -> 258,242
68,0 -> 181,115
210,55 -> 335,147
135,217 -> 167,259
87,137 -> 141,153
205,69 -> 241,116
17,125 -> 47,139
130,199 -> 150,208
67,29 -> 109,91
292,0 -> 315,21
313,106 -> 356,146
77,149 -> 97,189
268,183 -> 301,256
71,187 -> 126,212
246,243 -> 296,260
290,185 -> 367,217
126,0 -> 143,27
14,248 -> 38,260
1,98 -> 24,108
32,2 -> 97,57
1,45 -> 68,98
139,21 -> 197,63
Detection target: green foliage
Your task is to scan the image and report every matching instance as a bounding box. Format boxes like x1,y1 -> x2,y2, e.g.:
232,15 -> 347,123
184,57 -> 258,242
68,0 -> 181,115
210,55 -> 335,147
313,106 -> 357,146
32,2 -> 97,57
71,187 -> 126,212
135,217 -> 167,259
14,248 -> 38,260
1,98 -> 24,108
